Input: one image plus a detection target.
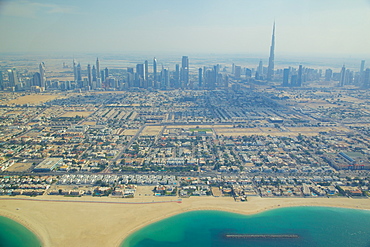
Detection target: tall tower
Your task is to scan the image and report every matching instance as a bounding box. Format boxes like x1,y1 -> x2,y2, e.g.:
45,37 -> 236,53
144,60 -> 149,81
297,65 -> 303,87
87,64 -> 92,88
0,71 -> 3,90
282,68 -> 290,86
339,65 -> 346,87
92,65 -> 97,82
181,56 -> 189,88
77,63 -> 82,81
96,58 -> 100,79
8,68 -> 19,88
73,59 -> 78,82
267,22 -> 275,81
153,58 -> 157,82
257,60 -> 263,79
198,68 -> 203,88
39,62 -> 46,88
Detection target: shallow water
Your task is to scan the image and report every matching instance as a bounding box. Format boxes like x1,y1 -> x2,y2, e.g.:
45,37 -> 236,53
0,216 -> 41,247
121,206 -> 370,247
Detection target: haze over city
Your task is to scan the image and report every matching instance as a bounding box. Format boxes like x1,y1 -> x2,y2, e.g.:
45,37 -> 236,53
1,1 -> 370,247
0,0 -> 370,58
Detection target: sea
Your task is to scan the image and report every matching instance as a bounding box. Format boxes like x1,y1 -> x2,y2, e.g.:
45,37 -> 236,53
121,206 -> 370,247
0,216 -> 41,247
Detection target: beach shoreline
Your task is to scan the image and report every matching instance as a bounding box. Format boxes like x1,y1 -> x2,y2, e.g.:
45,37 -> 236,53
0,195 -> 369,247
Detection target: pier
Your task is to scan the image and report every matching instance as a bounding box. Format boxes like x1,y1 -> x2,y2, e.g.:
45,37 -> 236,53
224,234 -> 299,239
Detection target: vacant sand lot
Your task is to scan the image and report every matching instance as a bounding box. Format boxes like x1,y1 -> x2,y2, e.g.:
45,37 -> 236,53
121,129 -> 138,136
6,163 -> 33,172
60,111 -> 94,118
140,126 -> 163,136
6,94 -> 60,105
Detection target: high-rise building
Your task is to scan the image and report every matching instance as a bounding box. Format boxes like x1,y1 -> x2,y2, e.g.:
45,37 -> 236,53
136,64 -> 144,78
198,68 -> 203,88
290,75 -> 297,87
325,69 -> 333,81
257,60 -> 263,79
360,60 -> 365,74
297,65 -> 303,87
181,56 -> 189,88
96,58 -> 100,79
153,58 -> 157,82
160,68 -> 169,89
174,64 -> 180,88
33,72 -> 41,86
77,63 -> 82,81
267,22 -> 275,81
0,71 -> 3,90
92,65 -> 97,82
282,68 -> 290,86
87,64 -> 92,87
234,66 -> 241,79
104,67 -> 109,79
144,60 -> 149,81
39,62 -> 46,88
339,65 -> 346,87
8,68 -> 18,88
364,68 -> 370,88
73,59 -> 78,82
101,70 -> 105,82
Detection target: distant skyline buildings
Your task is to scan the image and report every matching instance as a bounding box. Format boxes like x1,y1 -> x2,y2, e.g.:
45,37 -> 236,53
267,22 -> 275,81
1,44 -> 370,92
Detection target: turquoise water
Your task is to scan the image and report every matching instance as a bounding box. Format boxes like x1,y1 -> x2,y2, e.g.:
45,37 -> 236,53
121,207 -> 370,247
0,216 -> 41,247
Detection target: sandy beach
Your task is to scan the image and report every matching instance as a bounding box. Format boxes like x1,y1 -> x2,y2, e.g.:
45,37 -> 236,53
0,195 -> 369,247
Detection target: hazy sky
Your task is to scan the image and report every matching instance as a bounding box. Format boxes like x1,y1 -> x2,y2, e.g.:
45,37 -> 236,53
0,0 -> 370,57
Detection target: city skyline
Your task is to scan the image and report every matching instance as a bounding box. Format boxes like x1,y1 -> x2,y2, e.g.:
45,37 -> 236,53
0,0 -> 370,57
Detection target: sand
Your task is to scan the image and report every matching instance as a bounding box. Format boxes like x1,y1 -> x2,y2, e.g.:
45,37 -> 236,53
0,195 -> 369,247
60,111 -> 94,118
6,94 -> 61,105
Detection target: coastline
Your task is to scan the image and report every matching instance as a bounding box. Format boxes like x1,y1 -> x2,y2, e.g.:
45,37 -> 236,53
0,195 -> 369,247
0,206 -> 49,246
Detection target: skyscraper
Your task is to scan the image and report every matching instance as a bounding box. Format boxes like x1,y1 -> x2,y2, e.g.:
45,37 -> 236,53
104,67 -> 109,79
0,71 -> 3,90
96,58 -> 100,79
257,60 -> 263,79
282,68 -> 290,86
364,68 -> 370,88
87,64 -> 92,88
267,22 -> 275,81
174,64 -> 180,88
144,60 -> 149,81
339,65 -> 346,87
360,60 -> 365,74
153,58 -> 157,82
325,69 -> 333,81
92,65 -> 97,82
39,62 -> 46,88
8,68 -> 18,88
73,59 -> 78,82
33,72 -> 41,87
136,64 -> 144,78
297,65 -> 303,87
77,63 -> 82,81
198,68 -> 203,88
181,56 -> 189,88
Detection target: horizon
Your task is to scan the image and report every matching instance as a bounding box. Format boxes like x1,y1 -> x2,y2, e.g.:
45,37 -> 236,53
0,51 -> 367,71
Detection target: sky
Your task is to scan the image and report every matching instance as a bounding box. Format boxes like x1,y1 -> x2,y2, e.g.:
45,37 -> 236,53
0,0 -> 370,58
